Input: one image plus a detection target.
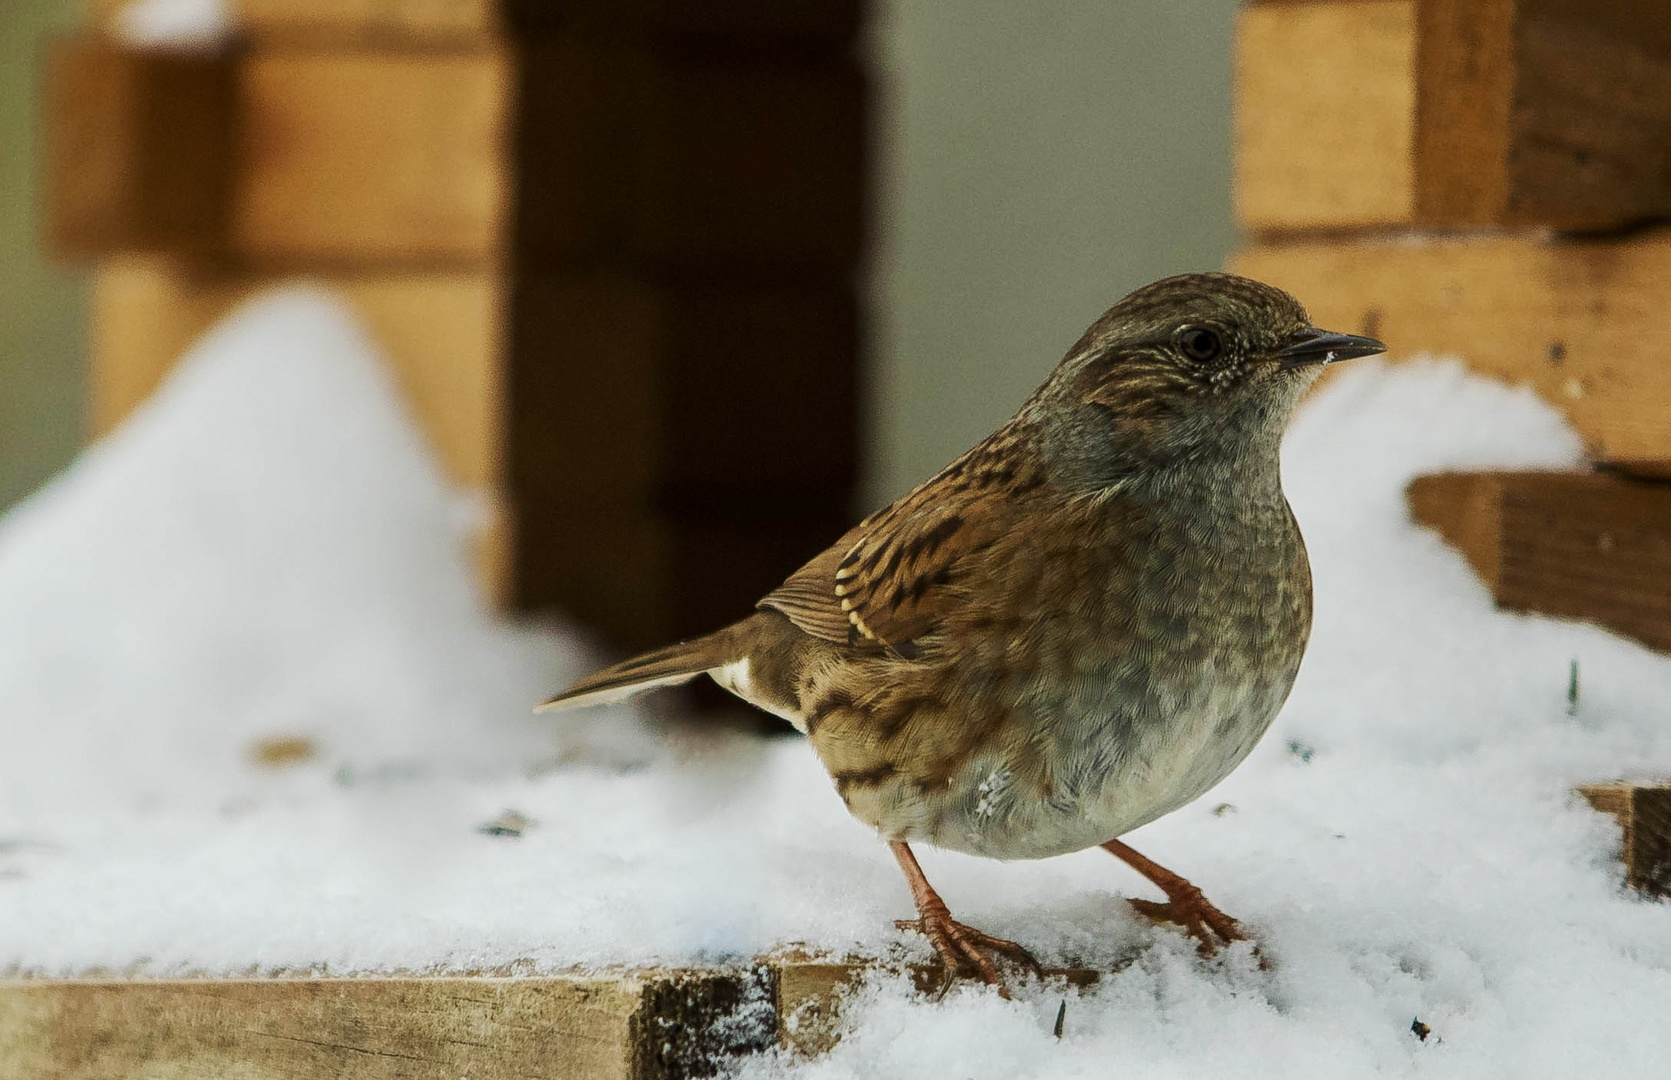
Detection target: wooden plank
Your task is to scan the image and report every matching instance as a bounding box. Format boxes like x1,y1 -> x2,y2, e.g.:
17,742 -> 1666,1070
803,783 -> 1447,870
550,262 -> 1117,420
237,0 -> 500,40
1234,0 -> 1671,233
233,47 -> 514,265
1229,228 -> 1671,466
48,37 -> 862,275
507,272 -> 856,507
42,37 -> 234,258
1234,0 -> 1417,232
1579,782 -> 1671,898
44,37 -> 511,265
0,970 -> 776,1079
89,258 -> 505,493
513,39 -> 866,279
774,958 -> 1105,1057
1406,471 -> 1671,652
503,271 -> 857,647
0,957 -> 1126,1075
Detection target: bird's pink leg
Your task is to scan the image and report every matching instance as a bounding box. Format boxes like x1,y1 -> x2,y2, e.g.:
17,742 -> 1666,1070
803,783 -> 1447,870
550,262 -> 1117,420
890,840 -> 1042,997
1101,838 -> 1246,955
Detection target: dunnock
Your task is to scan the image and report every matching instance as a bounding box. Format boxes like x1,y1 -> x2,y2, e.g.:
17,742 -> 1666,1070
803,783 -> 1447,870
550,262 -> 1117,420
541,272 -> 1384,992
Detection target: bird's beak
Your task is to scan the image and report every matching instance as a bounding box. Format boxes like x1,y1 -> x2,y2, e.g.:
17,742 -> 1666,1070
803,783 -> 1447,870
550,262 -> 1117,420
1276,327 -> 1386,369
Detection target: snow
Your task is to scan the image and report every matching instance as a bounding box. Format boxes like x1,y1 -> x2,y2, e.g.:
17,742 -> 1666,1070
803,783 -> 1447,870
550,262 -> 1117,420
111,0 -> 235,48
4,287 -> 1671,1076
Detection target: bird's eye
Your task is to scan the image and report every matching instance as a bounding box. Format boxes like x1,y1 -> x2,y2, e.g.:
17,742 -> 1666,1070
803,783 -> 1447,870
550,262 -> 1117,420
1177,326 -> 1223,364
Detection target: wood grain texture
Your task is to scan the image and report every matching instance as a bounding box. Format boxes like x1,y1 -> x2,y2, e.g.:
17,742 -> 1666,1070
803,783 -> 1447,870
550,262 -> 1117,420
0,970 -> 775,1080
1234,0 -> 1417,231
1235,0 -> 1671,232
42,37 -> 235,258
1405,471 -> 1671,653
1230,228 -> 1671,466
1579,782 -> 1671,898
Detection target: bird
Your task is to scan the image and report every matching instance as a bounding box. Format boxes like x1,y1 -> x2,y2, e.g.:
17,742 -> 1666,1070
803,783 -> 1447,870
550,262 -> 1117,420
540,272 -> 1385,993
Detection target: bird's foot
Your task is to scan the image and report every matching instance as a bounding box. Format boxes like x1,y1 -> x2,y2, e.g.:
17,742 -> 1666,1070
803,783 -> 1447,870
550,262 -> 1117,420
895,912 -> 1044,999
1125,882 -> 1246,957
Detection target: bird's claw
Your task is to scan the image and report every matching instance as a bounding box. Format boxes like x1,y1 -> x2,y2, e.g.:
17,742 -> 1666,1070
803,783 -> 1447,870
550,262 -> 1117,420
1125,887 -> 1247,957
895,914 -> 1044,999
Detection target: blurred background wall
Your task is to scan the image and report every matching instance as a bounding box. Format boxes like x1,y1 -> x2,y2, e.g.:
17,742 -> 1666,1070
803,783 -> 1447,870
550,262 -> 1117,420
0,0 -> 1239,512
0,0 -> 86,511
867,0 -> 1239,503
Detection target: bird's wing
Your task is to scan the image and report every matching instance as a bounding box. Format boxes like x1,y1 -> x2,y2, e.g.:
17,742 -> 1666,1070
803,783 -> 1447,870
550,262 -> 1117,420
760,441 -> 1034,652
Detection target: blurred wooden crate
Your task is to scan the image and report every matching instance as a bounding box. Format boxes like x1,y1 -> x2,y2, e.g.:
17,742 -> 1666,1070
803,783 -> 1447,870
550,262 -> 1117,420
1234,0 -> 1671,657
47,38 -> 864,276
88,0 -> 862,44
49,1 -> 869,649
1235,0 -> 1671,234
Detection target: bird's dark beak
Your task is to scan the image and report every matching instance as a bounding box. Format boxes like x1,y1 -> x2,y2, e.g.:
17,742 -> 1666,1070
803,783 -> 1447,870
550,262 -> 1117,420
1277,327 -> 1386,369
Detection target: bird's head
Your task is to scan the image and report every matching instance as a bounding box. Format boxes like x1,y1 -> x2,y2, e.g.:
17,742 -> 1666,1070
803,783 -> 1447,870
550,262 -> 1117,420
1038,272 -> 1384,472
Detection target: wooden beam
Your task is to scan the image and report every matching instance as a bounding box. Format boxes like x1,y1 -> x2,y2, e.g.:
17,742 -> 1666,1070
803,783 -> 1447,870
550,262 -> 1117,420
0,970 -> 776,1079
1229,228 -> 1671,467
0,957 -> 1108,1074
775,958 -> 1103,1056
46,37 -> 863,276
236,0 -> 500,40
1578,782 -> 1671,898
42,37 -> 235,259
1234,0 -> 1671,233
506,272 -> 856,509
513,39 -> 866,280
1406,470 -> 1671,652
233,47 -> 514,266
1235,0 -> 1417,232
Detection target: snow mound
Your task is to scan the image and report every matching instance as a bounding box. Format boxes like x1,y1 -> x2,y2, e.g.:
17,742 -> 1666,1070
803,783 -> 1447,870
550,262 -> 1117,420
0,286 -> 654,822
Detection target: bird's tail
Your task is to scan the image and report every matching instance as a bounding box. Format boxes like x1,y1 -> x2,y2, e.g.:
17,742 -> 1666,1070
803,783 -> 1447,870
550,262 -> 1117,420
536,625 -> 742,713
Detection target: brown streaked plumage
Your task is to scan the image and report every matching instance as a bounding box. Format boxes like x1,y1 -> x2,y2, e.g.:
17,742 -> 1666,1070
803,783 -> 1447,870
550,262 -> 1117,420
540,272 -> 1385,994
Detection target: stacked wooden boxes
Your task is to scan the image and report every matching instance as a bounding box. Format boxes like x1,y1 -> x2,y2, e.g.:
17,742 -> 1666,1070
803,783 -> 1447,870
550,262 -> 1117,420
1230,0 -> 1671,894
46,0 -> 867,650
1230,0 -> 1671,652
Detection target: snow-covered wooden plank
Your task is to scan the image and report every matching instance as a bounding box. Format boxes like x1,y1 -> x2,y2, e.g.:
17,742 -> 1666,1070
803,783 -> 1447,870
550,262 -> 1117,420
0,970 -> 775,1080
1230,228 -> 1671,468
1235,0 -> 1671,233
774,958 -> 1105,1057
1406,470 -> 1671,653
1579,782 -> 1671,898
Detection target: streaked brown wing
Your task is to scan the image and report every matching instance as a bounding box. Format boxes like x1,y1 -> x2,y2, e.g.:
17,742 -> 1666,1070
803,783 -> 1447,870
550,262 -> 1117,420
759,440 -> 1031,652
